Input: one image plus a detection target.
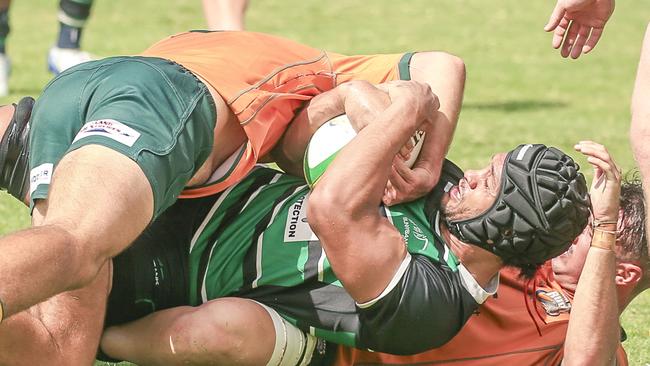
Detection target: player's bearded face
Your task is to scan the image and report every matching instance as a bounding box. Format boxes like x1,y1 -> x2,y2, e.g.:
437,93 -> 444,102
441,153 -> 506,222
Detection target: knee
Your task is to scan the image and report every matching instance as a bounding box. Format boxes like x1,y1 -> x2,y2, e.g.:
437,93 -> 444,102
39,223 -> 105,289
169,300 -> 270,363
412,51 -> 466,81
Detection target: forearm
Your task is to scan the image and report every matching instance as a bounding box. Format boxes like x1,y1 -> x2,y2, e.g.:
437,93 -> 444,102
409,52 -> 465,175
631,24 -> 650,156
270,81 -> 390,175
631,24 -> 650,247
317,99 -> 418,211
267,89 -> 343,174
309,96 -> 419,301
563,247 -> 619,365
306,82 -> 440,301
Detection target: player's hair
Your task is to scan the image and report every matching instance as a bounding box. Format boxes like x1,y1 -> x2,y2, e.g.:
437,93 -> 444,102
617,173 -> 649,270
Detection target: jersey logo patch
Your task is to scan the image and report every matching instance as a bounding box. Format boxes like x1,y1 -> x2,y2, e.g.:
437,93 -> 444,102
284,194 -> 317,242
536,288 -> 571,316
73,119 -> 141,147
402,217 -> 429,250
29,163 -> 53,194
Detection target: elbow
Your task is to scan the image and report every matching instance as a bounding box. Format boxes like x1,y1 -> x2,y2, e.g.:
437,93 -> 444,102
308,180 -> 365,238
562,353 -> 617,366
308,183 -> 343,235
411,51 -> 466,86
440,52 -> 466,84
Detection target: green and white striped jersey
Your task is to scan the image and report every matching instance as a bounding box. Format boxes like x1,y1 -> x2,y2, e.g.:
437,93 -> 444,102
186,166 -> 479,354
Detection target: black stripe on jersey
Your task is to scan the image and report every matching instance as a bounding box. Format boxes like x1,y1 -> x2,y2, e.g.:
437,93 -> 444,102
430,210 -> 447,263
195,170 -> 277,299
237,281 -> 360,339
303,239 -> 322,280
241,182 -> 306,290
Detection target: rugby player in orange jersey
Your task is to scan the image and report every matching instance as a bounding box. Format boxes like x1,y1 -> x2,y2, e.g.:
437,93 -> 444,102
337,178 -> 646,366
0,29 -> 465,346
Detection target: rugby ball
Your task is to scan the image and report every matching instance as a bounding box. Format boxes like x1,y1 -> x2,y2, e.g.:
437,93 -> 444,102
303,114 -> 425,187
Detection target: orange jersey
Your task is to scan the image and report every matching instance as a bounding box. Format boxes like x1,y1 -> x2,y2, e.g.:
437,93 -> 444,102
140,31 -> 409,196
336,263 -> 628,366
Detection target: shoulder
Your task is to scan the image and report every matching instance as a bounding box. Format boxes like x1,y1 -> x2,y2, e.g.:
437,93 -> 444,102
356,254 -> 478,354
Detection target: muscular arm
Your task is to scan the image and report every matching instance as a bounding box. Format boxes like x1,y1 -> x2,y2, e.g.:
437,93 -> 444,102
563,247 -> 619,365
268,80 -> 390,176
271,52 -> 465,202
565,142 -> 621,365
308,82 -> 437,302
630,24 -> 650,241
403,52 -> 465,188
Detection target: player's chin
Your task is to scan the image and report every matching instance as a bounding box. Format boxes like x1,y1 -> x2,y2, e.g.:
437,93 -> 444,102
439,193 -> 452,211
440,197 -> 462,221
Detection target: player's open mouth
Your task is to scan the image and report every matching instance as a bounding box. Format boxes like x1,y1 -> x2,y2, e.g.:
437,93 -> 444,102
449,185 -> 461,201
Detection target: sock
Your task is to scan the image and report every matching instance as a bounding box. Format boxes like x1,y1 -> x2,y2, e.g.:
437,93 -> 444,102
56,0 -> 93,49
57,23 -> 82,49
0,7 -> 9,54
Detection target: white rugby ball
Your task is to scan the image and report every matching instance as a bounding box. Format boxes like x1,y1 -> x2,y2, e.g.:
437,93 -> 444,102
303,114 -> 425,187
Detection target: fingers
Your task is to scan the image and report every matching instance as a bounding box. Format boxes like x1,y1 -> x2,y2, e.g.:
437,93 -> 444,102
398,140 -> 414,161
561,20 -> 581,58
383,156 -> 417,205
570,25 -> 592,59
430,93 -> 441,111
545,2 -> 566,32
574,141 -> 621,180
585,155 -> 617,179
552,17 -> 571,49
582,27 -> 603,54
388,156 -> 415,193
382,182 -> 397,206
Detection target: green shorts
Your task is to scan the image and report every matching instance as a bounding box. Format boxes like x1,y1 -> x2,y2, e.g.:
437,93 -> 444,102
28,56 -> 216,218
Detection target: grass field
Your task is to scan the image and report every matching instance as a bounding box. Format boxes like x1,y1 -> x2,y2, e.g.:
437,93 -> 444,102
1,0 -> 649,364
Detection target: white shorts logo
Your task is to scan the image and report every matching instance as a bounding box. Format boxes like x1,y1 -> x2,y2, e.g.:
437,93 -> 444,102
29,163 -> 53,195
72,119 -> 141,147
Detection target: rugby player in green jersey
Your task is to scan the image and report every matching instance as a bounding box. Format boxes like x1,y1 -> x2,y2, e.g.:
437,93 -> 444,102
92,82 -> 591,365
0,81 -> 591,365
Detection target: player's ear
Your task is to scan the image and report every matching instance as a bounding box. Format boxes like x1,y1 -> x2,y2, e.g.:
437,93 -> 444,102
615,262 -> 643,287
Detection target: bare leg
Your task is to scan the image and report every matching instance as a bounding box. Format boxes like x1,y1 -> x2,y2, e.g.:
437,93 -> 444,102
202,0 -> 248,31
101,297 -> 275,365
0,145 -> 153,319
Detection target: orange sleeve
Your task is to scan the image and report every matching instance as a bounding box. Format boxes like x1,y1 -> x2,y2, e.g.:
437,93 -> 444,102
328,52 -> 413,85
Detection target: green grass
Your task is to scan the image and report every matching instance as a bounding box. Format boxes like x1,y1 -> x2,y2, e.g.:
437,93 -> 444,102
1,0 -> 649,364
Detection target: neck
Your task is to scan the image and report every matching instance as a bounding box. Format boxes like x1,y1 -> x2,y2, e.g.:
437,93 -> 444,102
553,270 -> 579,294
614,282 -> 645,315
441,225 -> 502,288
